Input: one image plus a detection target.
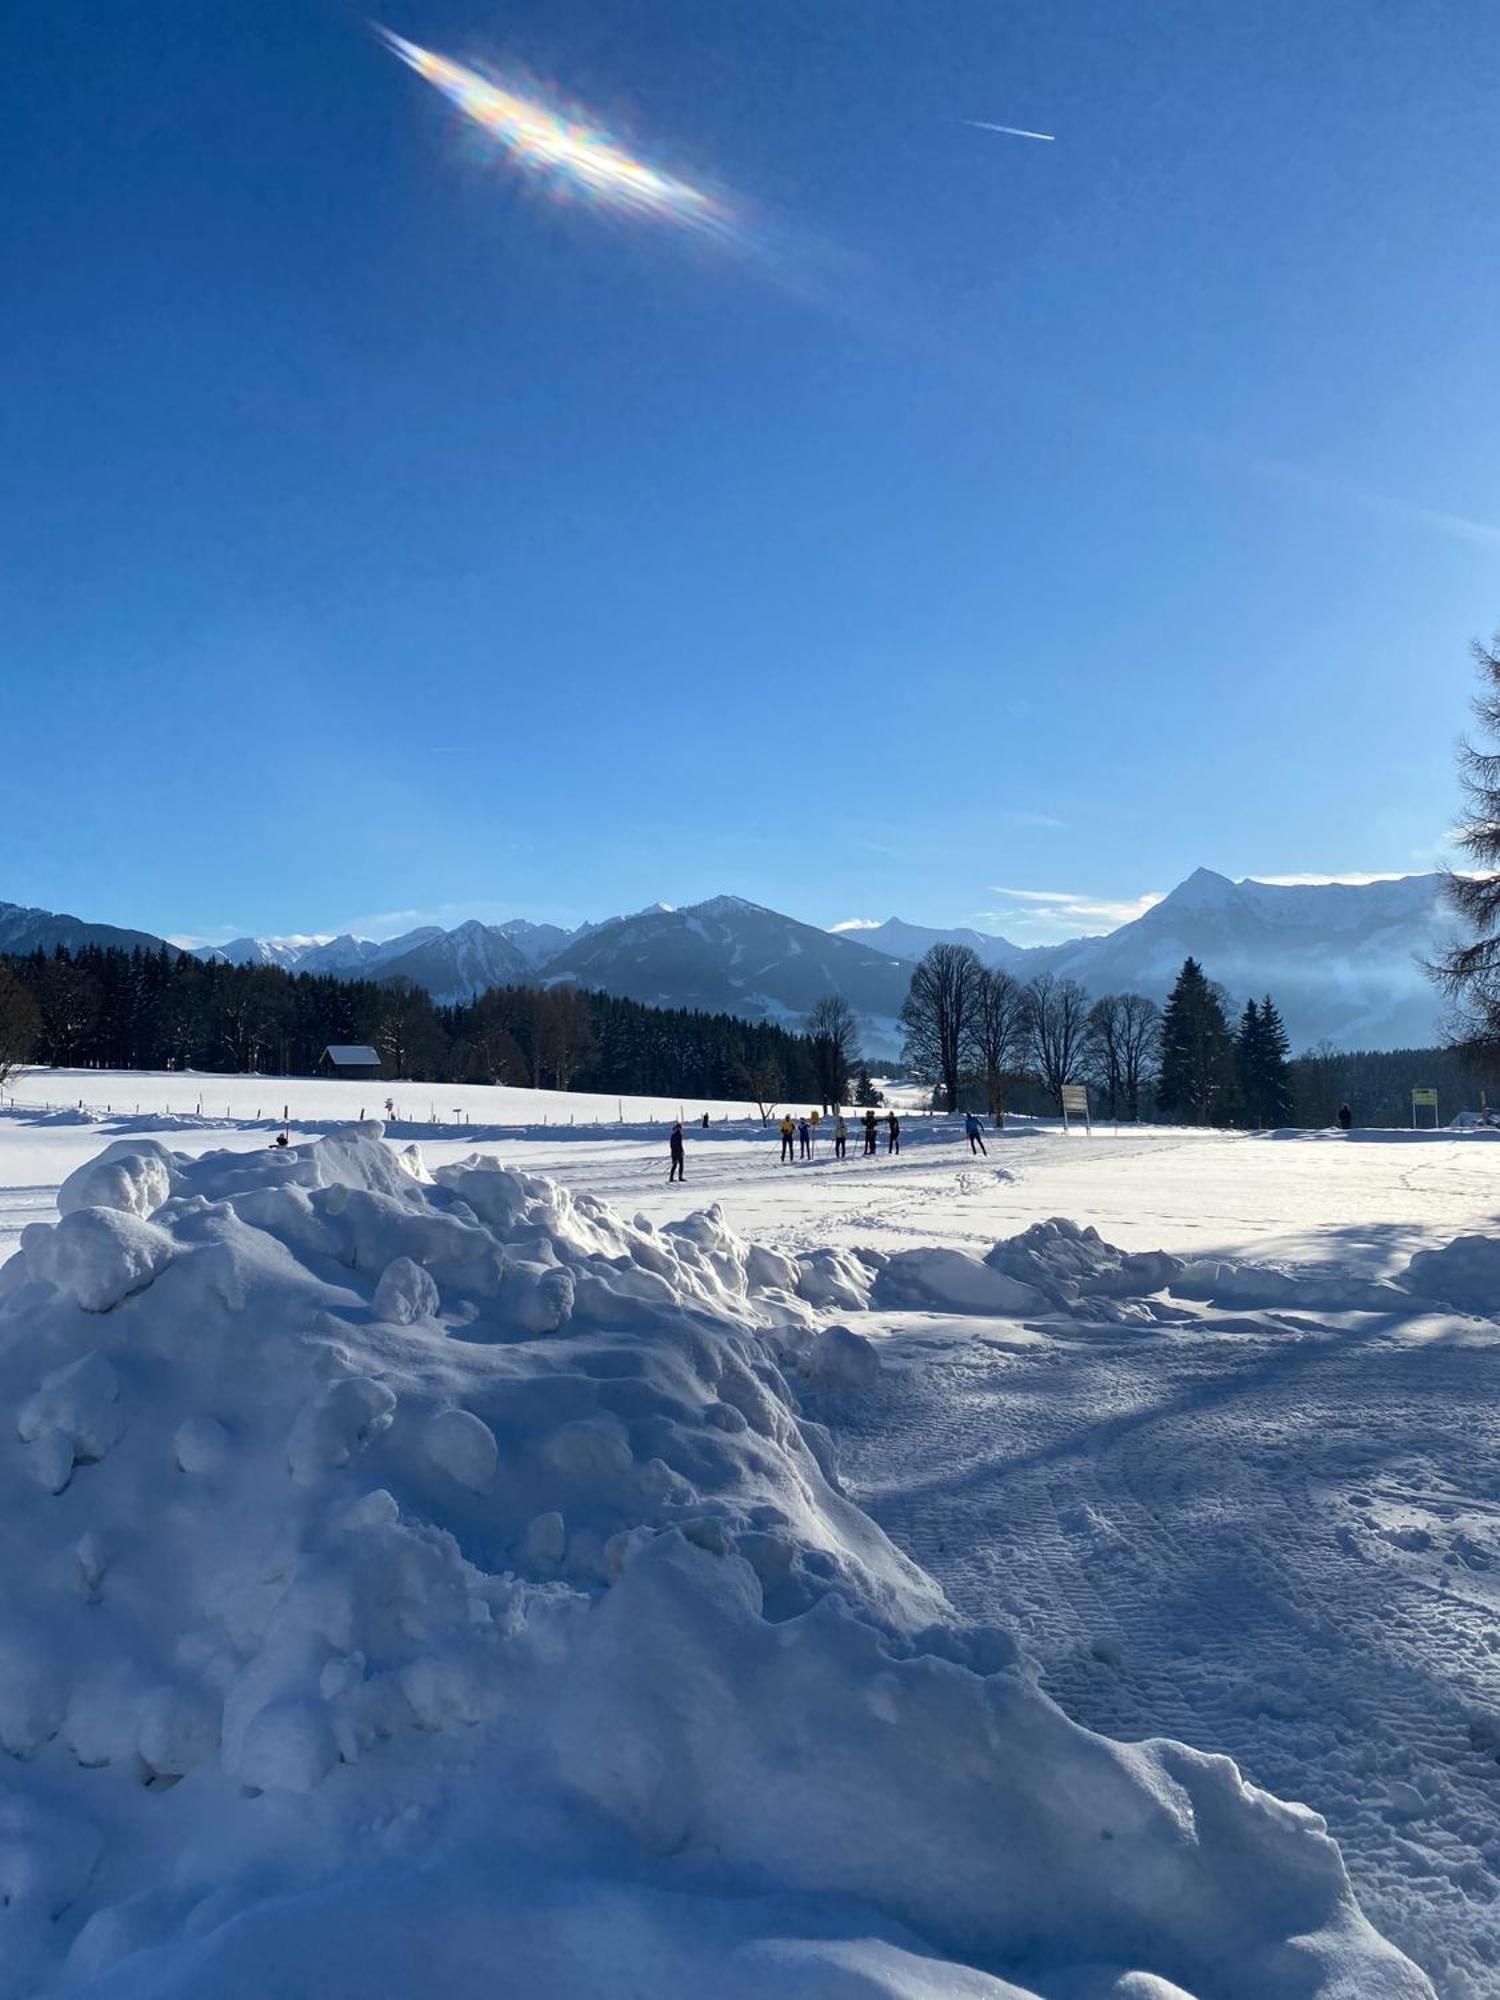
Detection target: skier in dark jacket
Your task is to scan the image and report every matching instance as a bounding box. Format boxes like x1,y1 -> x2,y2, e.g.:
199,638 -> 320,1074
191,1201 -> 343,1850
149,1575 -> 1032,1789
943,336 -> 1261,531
668,1121 -> 686,1182
863,1109 -> 878,1156
965,1112 -> 987,1155
1337,1103 -> 1353,1133
798,1116 -> 811,1160
887,1111 -> 901,1155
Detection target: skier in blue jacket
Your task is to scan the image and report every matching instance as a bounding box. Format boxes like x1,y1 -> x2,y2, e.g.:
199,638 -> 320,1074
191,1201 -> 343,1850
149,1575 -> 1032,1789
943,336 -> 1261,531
964,1112 -> 987,1156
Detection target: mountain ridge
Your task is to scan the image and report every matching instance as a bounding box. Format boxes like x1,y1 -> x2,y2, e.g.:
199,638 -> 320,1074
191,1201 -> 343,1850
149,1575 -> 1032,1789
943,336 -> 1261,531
0,873 -> 1458,1055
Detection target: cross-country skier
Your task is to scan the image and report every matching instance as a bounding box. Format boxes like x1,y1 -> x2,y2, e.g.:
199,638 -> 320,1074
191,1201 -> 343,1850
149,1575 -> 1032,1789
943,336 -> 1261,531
863,1109 -> 878,1156
833,1111 -> 847,1159
965,1111 -> 987,1155
798,1116 -> 811,1160
780,1115 -> 795,1163
1337,1103 -> 1353,1133
668,1120 -> 686,1183
887,1110 -> 901,1155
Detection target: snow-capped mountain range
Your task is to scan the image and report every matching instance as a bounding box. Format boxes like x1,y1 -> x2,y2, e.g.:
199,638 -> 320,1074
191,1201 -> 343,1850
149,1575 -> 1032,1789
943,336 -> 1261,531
0,869 -> 1458,1054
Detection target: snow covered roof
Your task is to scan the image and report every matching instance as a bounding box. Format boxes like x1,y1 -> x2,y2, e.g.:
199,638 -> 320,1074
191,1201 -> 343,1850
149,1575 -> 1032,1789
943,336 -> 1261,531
323,1044 -> 379,1066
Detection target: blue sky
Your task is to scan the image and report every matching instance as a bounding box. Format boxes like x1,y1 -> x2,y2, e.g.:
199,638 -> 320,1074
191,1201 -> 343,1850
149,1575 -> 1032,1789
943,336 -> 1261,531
4,0 -> 1497,946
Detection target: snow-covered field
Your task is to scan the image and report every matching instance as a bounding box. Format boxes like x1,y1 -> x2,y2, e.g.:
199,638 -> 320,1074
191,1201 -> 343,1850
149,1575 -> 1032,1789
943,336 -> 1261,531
2,1071 -> 1499,1994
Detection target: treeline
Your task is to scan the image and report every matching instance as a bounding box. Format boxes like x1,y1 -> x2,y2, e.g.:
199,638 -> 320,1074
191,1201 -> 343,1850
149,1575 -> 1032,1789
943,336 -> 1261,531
0,945 -> 820,1102
895,943 -> 1480,1129
1290,1042 -> 1494,1128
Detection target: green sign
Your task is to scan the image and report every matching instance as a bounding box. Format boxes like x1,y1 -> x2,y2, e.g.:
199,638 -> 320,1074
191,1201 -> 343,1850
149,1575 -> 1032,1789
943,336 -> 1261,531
1412,1088 -> 1438,1107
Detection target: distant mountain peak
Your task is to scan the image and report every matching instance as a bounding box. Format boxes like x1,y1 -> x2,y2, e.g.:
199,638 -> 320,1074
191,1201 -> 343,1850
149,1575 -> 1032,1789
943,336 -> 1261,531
1159,867 -> 1238,909
687,894 -> 773,921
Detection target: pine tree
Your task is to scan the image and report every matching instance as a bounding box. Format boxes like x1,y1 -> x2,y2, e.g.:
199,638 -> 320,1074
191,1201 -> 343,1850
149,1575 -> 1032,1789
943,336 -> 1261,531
1157,958 -> 1236,1125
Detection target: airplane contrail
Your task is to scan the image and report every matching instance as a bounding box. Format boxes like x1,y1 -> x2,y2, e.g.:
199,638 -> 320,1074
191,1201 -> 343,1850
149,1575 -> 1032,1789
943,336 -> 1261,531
964,119 -> 1055,143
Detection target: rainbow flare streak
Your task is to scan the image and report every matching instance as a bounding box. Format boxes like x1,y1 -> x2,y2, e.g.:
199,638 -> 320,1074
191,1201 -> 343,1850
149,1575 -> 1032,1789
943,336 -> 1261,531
378,28 -> 736,242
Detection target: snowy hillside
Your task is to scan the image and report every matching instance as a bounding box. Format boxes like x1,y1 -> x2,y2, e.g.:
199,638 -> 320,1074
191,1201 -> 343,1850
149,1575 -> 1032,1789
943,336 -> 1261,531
0,1118 -> 1435,1996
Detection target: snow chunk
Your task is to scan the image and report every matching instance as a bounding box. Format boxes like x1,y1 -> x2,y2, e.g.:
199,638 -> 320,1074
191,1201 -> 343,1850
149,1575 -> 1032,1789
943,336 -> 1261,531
423,1408 -> 498,1492
796,1247 -> 874,1311
873,1246 -> 1043,1316
137,1686 -> 220,1778
372,1254 -> 440,1324
19,1351 -> 126,1466
987,1217 -> 1183,1307
523,1510 -> 566,1566
801,1324 -> 881,1391
238,1698 -> 339,1795
1403,1234 -> 1500,1314
287,1377 -> 397,1484
15,1206 -> 175,1312
173,1414 -> 230,1476
57,1139 -> 175,1219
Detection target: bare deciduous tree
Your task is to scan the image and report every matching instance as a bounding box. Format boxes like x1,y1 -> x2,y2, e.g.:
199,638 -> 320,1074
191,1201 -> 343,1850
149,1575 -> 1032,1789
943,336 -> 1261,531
737,1055 -> 783,1125
805,993 -> 860,1112
964,967 -> 1027,1124
1025,972 -> 1091,1110
532,985 -> 597,1090
1085,994 -> 1128,1119
900,944 -> 985,1112
461,991 -> 530,1083
1116,992 -> 1162,1120
374,978 -> 446,1080
0,966 -> 40,1090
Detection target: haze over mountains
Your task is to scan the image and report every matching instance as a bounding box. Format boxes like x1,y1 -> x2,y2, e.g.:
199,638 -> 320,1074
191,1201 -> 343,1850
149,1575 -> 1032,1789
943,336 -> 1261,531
0,869 -> 1457,1056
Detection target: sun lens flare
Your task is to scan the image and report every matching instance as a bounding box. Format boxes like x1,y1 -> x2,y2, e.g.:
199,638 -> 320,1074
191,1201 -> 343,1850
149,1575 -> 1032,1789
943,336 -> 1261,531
378,27 -> 737,244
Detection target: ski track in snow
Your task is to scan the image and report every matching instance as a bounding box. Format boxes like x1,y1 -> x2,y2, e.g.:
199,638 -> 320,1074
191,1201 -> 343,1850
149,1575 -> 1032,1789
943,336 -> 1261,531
828,1319 -> 1500,1998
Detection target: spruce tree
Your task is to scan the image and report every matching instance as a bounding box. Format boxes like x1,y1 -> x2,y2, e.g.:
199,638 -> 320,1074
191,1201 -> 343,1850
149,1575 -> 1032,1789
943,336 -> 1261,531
1257,994 -> 1293,1125
1157,958 -> 1236,1125
1235,999 -> 1265,1127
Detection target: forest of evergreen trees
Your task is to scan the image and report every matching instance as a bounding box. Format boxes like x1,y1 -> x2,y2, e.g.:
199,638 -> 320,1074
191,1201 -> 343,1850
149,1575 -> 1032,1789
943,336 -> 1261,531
0,945 -> 821,1103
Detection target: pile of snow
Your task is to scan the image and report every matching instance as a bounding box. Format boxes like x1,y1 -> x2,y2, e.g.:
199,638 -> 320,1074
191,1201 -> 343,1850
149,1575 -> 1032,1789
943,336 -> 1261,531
0,1127 -> 1428,1996
1402,1234 -> 1500,1314
987,1218 -> 1183,1315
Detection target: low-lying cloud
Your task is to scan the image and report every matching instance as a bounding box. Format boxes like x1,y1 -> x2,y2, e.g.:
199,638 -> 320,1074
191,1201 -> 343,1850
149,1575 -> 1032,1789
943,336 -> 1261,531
983,886 -> 1165,940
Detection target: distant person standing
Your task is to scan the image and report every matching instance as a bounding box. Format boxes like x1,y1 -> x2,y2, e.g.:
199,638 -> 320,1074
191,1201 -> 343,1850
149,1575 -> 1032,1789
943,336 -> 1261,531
887,1110 -> 901,1155
668,1120 -> 686,1183
833,1111 -> 848,1160
965,1112 -> 987,1156
863,1109 -> 878,1156
798,1116 -> 811,1160
780,1114 -> 795,1164
1337,1103 -> 1353,1133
